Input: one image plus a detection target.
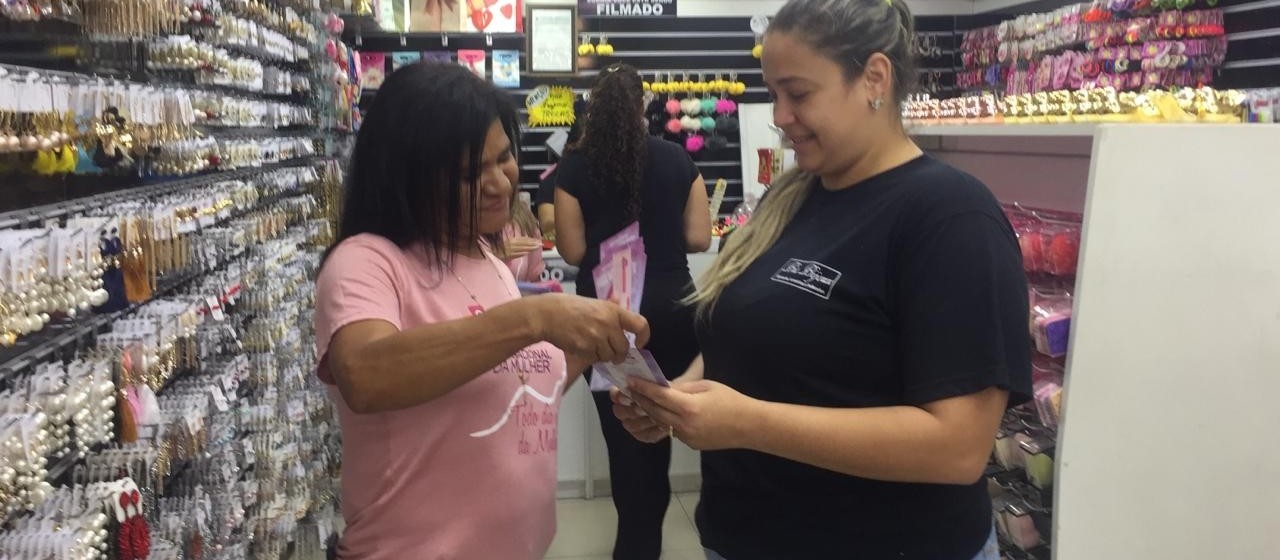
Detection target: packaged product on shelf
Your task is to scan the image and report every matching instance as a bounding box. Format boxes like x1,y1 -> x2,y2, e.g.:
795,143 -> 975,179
1002,500 -> 1044,551
391,51 -> 422,70
457,49 -> 487,79
359,52 -> 388,89
424,51 -> 454,64
1020,436 -> 1056,490
1246,89 -> 1277,123
492,50 -> 521,88
1030,289 -> 1072,358
1031,357 -> 1065,429
994,425 -> 1035,469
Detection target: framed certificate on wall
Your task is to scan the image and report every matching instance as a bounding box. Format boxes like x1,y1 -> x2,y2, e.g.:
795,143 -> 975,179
525,5 -> 577,75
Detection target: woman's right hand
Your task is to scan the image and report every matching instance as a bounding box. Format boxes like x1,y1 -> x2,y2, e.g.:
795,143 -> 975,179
527,294 -> 650,364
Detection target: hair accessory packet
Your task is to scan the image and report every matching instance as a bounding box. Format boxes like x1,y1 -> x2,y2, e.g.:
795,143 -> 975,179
1030,287 -> 1072,358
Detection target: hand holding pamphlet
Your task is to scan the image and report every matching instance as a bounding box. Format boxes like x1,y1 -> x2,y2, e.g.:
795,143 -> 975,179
587,223 -> 668,394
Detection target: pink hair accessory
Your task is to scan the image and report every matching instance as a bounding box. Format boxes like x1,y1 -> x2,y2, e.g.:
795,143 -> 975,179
665,118 -> 683,134
684,134 -> 705,152
665,99 -> 682,116
327,13 -> 345,34
715,99 -> 738,114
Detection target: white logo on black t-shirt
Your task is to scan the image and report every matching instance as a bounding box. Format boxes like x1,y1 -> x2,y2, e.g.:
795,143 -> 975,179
771,259 -> 842,299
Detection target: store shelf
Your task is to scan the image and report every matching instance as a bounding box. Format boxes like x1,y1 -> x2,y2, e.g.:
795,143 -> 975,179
0,174 -> 318,384
0,155 -> 326,229
344,30 -> 526,51
909,123 -> 1100,137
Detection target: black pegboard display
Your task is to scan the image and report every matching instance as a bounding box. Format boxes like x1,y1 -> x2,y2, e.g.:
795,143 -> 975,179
352,15 -> 959,216
1219,0 -> 1280,89
514,15 -> 960,216
516,16 -> 763,216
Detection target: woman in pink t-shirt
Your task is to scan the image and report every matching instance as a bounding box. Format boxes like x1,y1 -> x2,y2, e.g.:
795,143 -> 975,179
314,63 -> 650,560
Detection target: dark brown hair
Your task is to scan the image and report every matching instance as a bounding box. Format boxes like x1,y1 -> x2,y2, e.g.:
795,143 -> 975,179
769,0 -> 919,105
330,63 -> 520,269
569,64 -> 647,221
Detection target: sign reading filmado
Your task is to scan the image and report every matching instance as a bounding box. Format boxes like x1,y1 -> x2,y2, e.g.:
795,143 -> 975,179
580,0 -> 677,16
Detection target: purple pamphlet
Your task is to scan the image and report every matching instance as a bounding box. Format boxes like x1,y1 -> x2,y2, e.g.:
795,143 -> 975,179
595,222 -> 645,313
592,348 -> 669,395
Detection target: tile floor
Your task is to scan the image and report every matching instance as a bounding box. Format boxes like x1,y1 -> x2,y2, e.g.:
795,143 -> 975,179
544,493 -> 703,560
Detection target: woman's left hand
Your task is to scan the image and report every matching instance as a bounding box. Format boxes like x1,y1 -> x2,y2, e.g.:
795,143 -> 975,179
626,378 -> 758,451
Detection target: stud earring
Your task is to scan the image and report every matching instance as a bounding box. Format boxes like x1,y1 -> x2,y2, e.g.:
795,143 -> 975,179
871,97 -> 884,111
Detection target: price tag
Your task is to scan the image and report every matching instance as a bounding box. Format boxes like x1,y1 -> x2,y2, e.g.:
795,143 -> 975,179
242,437 -> 256,466
319,522 -> 331,548
209,385 -> 230,412
206,297 -> 225,322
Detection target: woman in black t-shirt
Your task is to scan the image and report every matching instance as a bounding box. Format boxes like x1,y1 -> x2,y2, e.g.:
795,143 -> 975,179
555,64 -> 712,560
611,1 -> 1032,559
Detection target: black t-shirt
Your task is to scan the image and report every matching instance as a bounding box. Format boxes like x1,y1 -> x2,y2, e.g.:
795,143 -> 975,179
695,155 -> 1032,559
557,136 -> 700,298
535,166 -> 557,209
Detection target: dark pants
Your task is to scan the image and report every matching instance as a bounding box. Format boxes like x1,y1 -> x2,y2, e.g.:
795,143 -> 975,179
591,389 -> 673,560
581,270 -> 699,560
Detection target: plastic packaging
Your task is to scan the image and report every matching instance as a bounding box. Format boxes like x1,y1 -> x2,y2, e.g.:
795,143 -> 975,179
1030,290 -> 1072,358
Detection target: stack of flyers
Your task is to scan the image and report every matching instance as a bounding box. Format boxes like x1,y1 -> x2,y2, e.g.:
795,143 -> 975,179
593,222 -> 645,313
588,223 -> 668,393
592,333 -> 670,396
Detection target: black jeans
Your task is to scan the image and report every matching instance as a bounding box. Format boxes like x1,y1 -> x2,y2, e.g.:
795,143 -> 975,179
592,388 -> 673,560
580,270 -> 698,560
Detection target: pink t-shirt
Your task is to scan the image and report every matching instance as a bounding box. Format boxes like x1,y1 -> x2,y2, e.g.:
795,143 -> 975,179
314,234 -> 566,560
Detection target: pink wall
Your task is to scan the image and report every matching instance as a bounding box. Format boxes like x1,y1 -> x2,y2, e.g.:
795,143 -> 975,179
925,135 -> 1093,213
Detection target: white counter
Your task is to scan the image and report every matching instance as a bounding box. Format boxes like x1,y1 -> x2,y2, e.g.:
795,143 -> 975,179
546,243 -> 720,498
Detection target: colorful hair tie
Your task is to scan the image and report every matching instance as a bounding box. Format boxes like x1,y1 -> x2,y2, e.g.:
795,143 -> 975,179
685,134 -> 705,153
700,116 -> 717,131
681,98 -> 702,116
665,99 -> 681,116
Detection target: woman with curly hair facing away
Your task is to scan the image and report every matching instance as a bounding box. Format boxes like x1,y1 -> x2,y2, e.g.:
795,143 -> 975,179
555,63 -> 712,560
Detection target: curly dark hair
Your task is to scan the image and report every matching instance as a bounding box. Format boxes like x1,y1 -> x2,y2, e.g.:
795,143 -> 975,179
572,64 -> 647,222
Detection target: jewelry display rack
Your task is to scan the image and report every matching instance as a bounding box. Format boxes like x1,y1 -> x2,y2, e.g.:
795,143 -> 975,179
0,0 -> 350,557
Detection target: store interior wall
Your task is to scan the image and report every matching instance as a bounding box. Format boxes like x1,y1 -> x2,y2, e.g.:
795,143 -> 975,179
528,0 -> 982,16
